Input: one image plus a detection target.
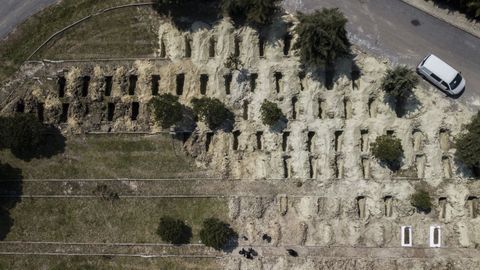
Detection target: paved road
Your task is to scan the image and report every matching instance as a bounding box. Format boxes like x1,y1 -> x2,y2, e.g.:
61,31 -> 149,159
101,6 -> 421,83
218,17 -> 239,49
0,0 -> 58,39
0,0 -> 479,107
284,0 -> 480,108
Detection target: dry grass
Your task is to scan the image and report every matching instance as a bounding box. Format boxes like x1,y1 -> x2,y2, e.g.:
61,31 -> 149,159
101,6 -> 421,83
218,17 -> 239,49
0,134 -> 205,179
5,197 -> 228,243
0,256 -> 221,270
0,0 -> 159,83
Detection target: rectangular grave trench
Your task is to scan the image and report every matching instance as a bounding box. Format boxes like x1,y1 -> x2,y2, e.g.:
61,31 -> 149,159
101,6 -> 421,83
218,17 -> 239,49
384,196 -> 393,217
200,74 -> 209,95
344,98 -> 352,119
233,131 -> 241,151
335,155 -> 344,178
356,196 -> 366,219
234,36 -> 241,57
360,130 -> 369,153
283,156 -> 290,178
104,76 -> 113,96
58,76 -> 66,97
128,75 -> 138,96
176,74 -> 185,96
334,130 -> 343,152
318,99 -> 325,119
282,132 -> 290,152
243,101 -> 249,120
160,37 -> 166,58
274,72 -> 282,93
224,74 -> 232,95
250,73 -> 258,92
206,132 -> 214,152
283,33 -> 292,56
258,36 -> 265,57
81,76 -> 90,97
107,103 -> 115,122
362,157 -> 370,179
209,37 -> 216,58
151,75 -> 160,96
368,97 -> 377,117
412,129 -> 424,152
131,102 -> 139,121
307,131 -> 315,152
184,36 -> 192,58
439,197 -> 447,219
439,129 -> 450,152
60,103 -> 69,123
292,96 -> 298,120
467,196 -> 478,218
442,156 -> 452,178
308,156 -> 315,179
256,131 -> 263,150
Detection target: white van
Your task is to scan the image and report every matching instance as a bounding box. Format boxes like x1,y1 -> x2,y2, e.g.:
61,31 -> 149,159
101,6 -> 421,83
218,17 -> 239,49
417,54 -> 465,95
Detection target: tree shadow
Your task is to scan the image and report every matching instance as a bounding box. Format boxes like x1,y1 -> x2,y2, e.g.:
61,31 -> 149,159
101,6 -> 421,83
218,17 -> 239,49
173,223 -> 193,245
304,53 -> 360,90
0,162 -> 23,240
11,125 -> 66,162
269,117 -> 288,133
222,231 -> 239,253
428,0 -> 480,22
154,0 -> 223,32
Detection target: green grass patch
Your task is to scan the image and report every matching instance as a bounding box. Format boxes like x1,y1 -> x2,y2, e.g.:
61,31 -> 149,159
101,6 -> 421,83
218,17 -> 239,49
0,134 -> 202,179
5,197 -> 227,243
0,256 -> 220,270
0,0 -> 159,83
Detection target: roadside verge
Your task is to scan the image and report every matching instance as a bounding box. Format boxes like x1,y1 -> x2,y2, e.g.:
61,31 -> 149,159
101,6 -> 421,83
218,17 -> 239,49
401,0 -> 480,39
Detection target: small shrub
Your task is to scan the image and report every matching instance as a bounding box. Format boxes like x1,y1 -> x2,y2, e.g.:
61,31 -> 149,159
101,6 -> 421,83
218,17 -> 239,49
260,100 -> 284,127
157,216 -> 192,244
455,112 -> 480,174
150,94 -> 183,128
381,66 -> 419,116
199,218 -> 236,250
371,135 -> 404,170
224,53 -> 243,71
192,97 -> 233,130
410,189 -> 432,213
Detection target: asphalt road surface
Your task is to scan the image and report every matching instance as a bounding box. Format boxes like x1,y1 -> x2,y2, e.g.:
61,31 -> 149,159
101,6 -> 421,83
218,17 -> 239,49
0,0 -> 479,107
0,0 -> 58,39
284,0 -> 480,108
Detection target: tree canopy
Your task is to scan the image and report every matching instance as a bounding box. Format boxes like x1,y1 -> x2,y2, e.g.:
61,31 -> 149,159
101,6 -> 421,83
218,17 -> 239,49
199,218 -> 236,250
192,97 -> 233,130
371,135 -> 404,170
260,100 -> 284,127
381,66 -> 419,116
455,112 -> 480,172
150,94 -> 184,128
294,8 -> 351,67
157,216 -> 192,244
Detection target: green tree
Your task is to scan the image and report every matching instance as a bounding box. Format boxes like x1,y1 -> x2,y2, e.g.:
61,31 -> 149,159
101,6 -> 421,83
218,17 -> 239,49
294,9 -> 350,68
381,66 -> 419,117
222,0 -> 281,26
150,94 -> 183,128
410,189 -> 432,213
455,112 -> 480,174
157,216 -> 192,244
0,114 -> 46,158
199,218 -> 236,250
260,100 -> 284,127
371,135 -> 404,170
192,97 -> 233,130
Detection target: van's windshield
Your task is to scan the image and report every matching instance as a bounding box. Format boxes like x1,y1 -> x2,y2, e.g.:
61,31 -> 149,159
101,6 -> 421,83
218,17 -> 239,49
450,73 -> 462,89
